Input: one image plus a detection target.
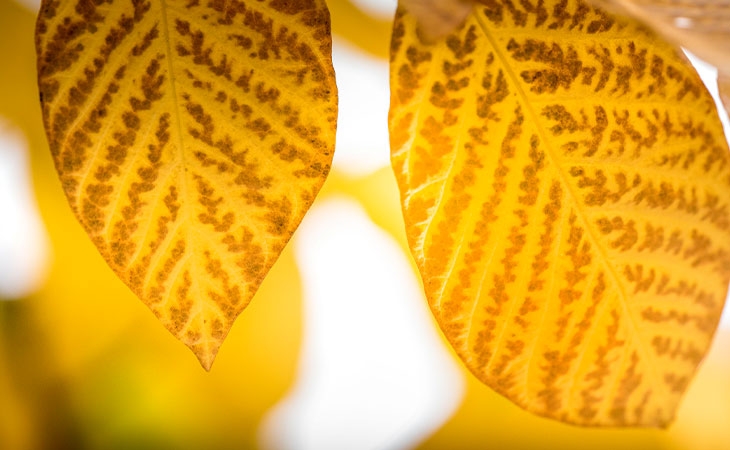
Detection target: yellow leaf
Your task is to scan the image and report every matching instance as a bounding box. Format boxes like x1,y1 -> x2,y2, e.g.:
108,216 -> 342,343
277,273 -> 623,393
36,0 -> 337,370
390,0 -> 730,427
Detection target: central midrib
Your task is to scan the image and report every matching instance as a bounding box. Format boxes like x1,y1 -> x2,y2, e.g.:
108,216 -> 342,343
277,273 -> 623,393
473,10 -> 664,412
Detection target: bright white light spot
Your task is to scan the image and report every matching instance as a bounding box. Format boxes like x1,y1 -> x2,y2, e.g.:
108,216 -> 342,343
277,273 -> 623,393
331,39 -> 391,176
684,51 -> 730,329
0,122 -> 51,299
674,17 -> 694,29
684,50 -> 730,141
350,0 -> 397,19
260,198 -> 463,450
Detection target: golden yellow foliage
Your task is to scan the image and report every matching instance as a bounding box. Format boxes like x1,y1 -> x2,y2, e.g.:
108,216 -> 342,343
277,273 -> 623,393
390,0 -> 730,427
35,0 -> 337,369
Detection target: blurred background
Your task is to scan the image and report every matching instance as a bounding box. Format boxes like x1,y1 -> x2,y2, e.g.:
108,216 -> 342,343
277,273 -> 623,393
1,0 -> 729,448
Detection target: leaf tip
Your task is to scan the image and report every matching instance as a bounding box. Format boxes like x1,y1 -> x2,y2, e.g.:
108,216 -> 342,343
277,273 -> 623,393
191,343 -> 219,372
198,356 -> 215,372
178,320 -> 224,371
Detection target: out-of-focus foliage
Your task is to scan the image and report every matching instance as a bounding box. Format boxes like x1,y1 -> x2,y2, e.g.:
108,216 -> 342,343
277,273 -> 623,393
594,0 -> 730,118
594,0 -> 730,73
400,0 -> 473,42
328,0 -> 392,58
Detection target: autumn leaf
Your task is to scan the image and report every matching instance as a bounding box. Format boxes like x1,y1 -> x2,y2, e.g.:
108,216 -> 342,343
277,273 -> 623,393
390,0 -> 730,427
35,0 -> 337,370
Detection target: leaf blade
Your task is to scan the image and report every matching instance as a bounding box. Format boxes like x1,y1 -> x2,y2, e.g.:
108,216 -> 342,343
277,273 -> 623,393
36,0 -> 337,369
390,0 -> 730,426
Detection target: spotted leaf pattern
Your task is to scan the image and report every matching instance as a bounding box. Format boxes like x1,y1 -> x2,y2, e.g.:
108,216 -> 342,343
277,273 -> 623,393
390,0 -> 730,426
36,0 -> 337,369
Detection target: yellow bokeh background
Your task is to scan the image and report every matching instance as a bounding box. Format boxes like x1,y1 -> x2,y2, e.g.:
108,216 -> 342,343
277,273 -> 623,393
1,0 -> 729,448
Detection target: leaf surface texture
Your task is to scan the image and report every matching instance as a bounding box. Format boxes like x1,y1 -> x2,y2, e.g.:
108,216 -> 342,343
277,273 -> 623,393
390,0 -> 730,426
36,0 -> 337,369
